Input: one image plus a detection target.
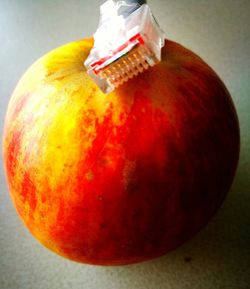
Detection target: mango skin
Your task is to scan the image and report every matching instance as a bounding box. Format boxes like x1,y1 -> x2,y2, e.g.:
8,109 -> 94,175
3,38 -> 240,265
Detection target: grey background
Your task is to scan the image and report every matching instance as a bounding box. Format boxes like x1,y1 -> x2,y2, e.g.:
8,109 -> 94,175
0,0 -> 250,288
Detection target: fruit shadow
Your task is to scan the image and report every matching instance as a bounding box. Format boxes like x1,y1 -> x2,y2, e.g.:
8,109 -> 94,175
95,160 -> 250,288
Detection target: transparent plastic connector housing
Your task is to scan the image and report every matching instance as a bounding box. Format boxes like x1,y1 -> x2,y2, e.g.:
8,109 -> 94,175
84,0 -> 165,94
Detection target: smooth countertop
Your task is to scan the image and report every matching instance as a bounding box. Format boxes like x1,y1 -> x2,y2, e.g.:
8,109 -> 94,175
0,1 -> 250,288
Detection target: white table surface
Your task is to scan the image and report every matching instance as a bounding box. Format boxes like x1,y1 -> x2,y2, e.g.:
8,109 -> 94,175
0,1 -> 250,288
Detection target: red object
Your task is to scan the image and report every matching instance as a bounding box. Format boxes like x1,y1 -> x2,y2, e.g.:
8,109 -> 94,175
3,39 -> 240,265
